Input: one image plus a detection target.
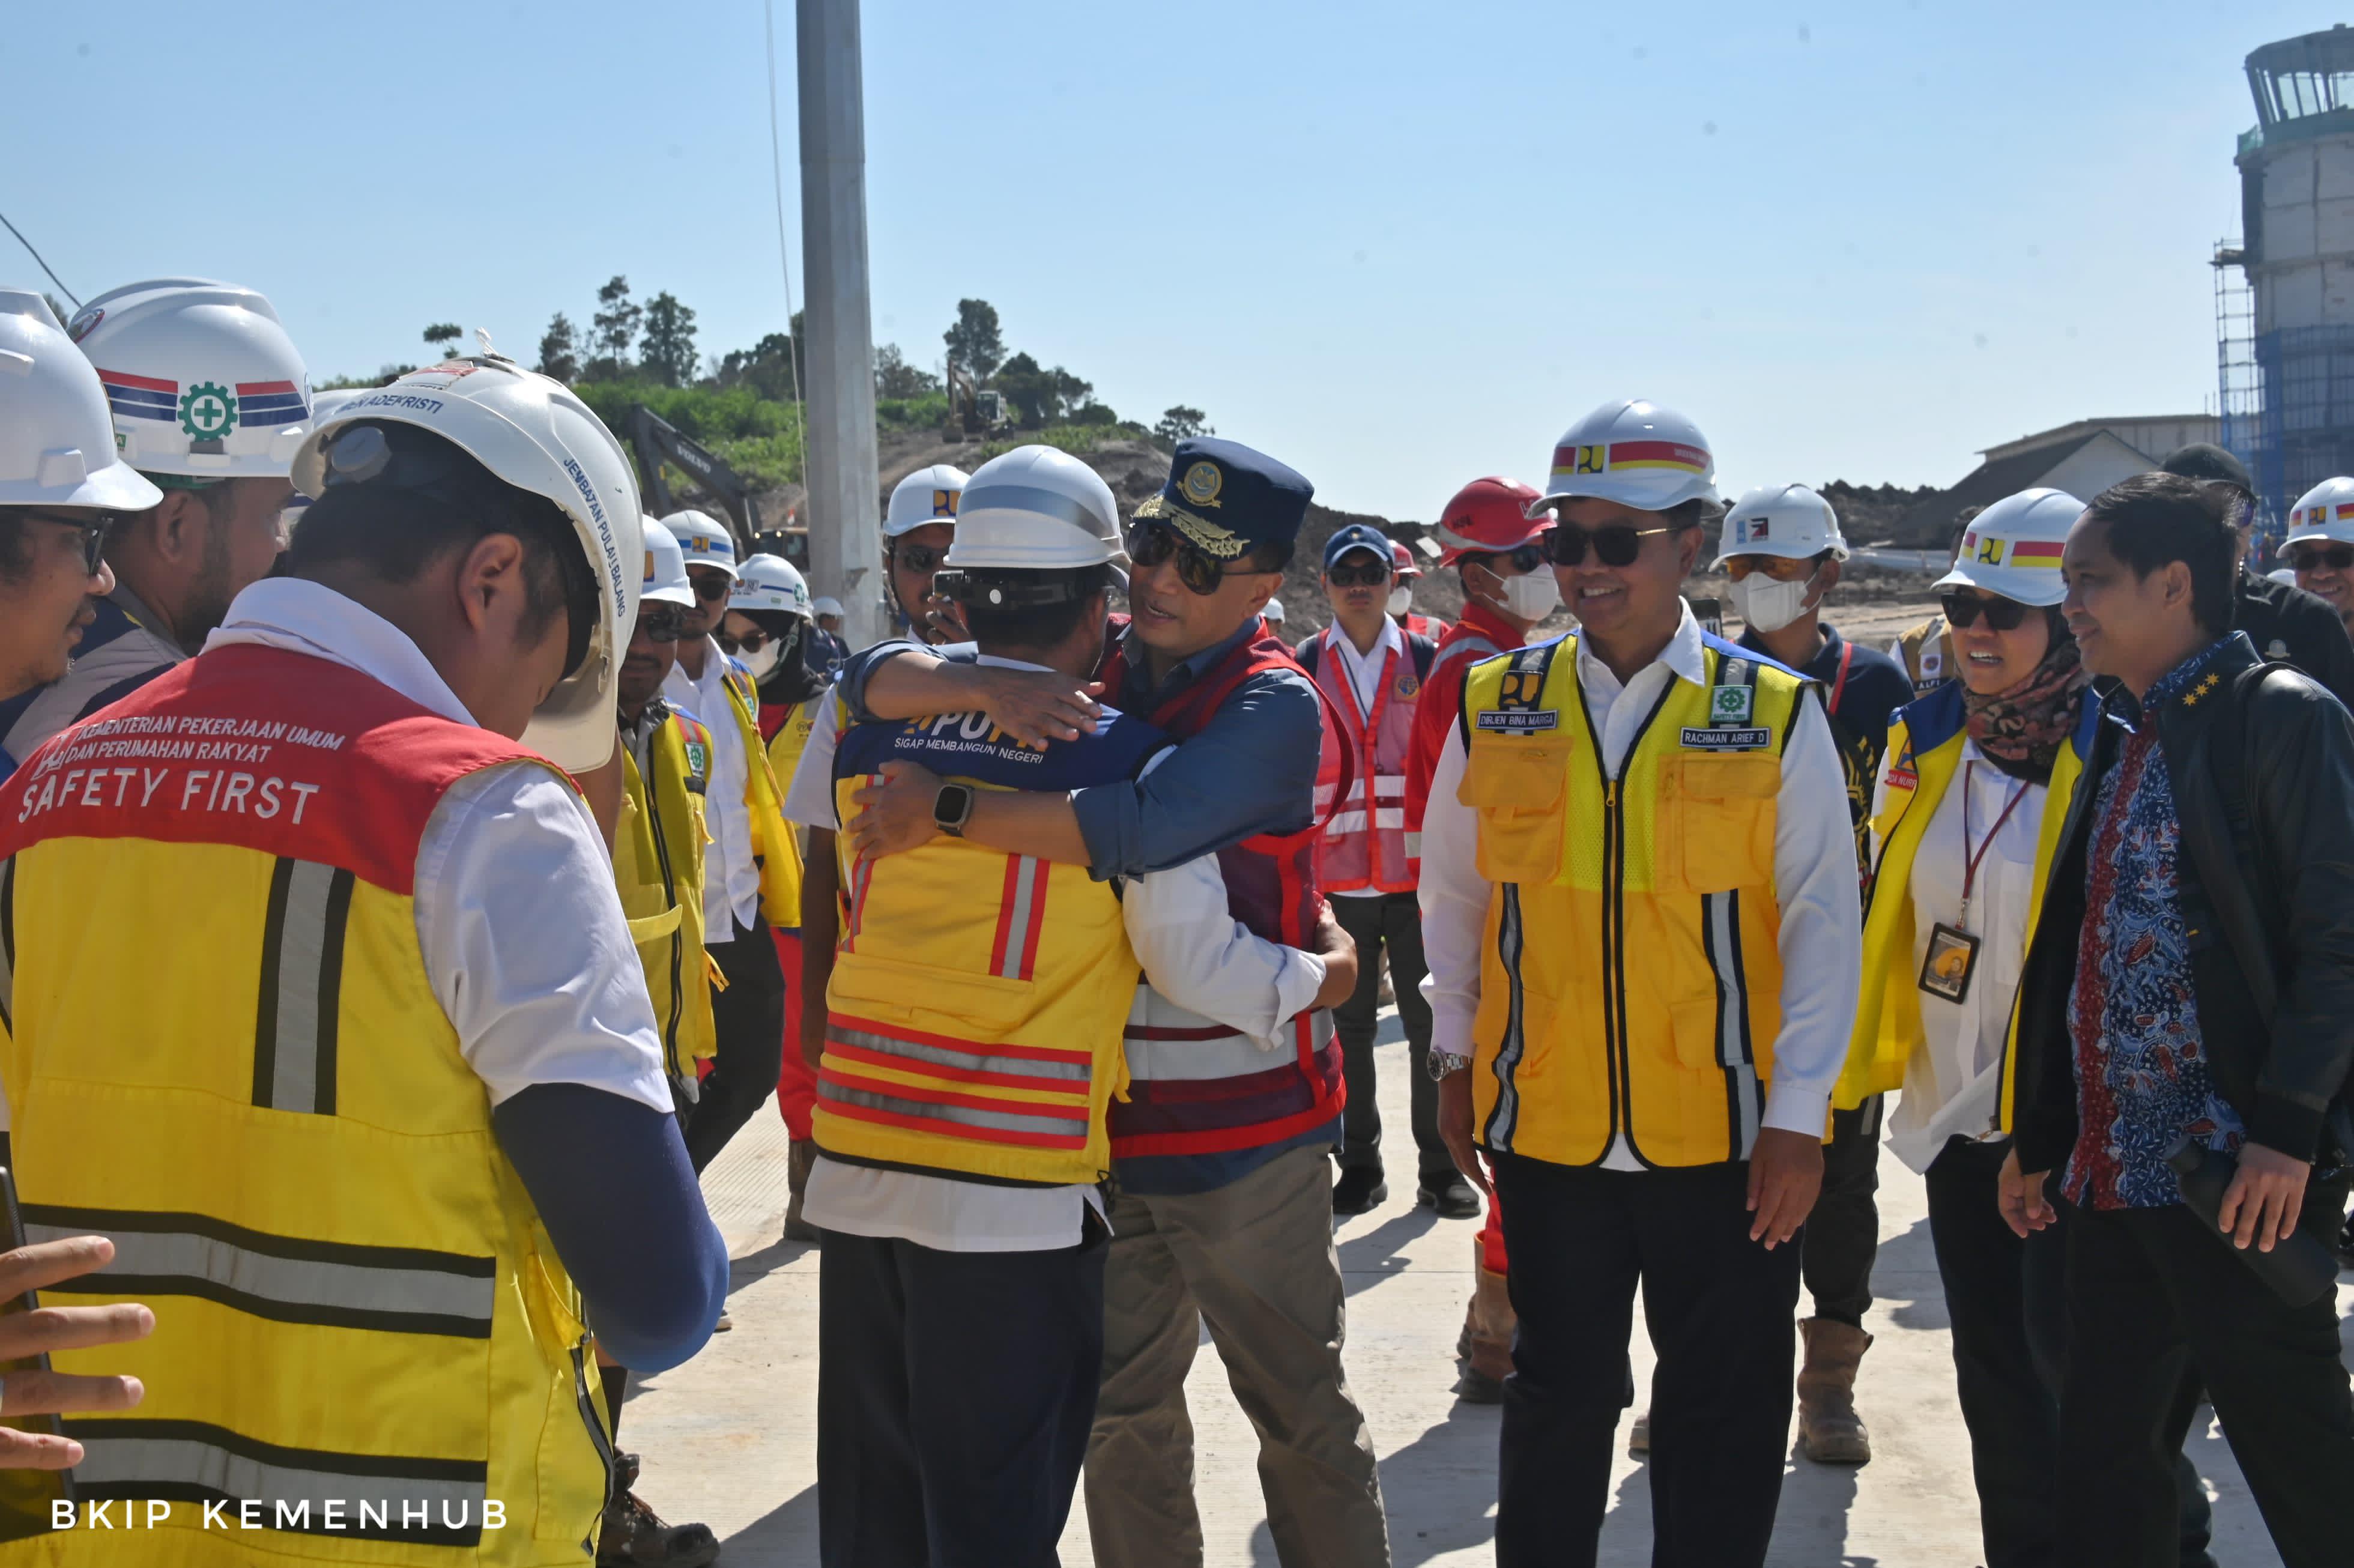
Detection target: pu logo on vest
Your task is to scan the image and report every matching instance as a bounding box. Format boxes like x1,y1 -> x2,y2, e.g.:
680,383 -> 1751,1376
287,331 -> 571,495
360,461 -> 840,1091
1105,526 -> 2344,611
1682,673 -> 1769,750
1475,663 -> 1560,733
899,710 -> 1050,762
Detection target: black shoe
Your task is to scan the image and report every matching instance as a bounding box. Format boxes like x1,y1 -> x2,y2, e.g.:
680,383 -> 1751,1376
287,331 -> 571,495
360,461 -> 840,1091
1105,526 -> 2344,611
1332,1166 -> 1388,1215
1454,1365 -> 1505,1404
1417,1173 -> 1481,1219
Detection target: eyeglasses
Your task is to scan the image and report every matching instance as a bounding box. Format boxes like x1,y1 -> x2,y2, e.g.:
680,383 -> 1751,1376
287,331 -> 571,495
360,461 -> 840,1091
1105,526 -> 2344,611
1940,591 -> 2033,632
1469,543 -> 1549,577
1540,522 -> 1679,568
688,573 -> 732,602
637,605 -> 688,643
891,542 -> 948,576
1325,559 -> 1392,588
716,628 -> 770,656
1125,519 -> 1255,597
2291,543 -> 2354,573
18,510 -> 112,577
1722,553 -> 1821,584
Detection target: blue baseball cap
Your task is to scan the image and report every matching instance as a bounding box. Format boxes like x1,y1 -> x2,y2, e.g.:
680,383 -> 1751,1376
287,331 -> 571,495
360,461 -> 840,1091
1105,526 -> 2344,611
1322,523 -> 1393,572
1133,438 -> 1314,561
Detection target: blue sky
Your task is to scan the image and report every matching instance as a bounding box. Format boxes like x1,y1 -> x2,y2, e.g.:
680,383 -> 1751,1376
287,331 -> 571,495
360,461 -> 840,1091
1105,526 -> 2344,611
0,1 -> 2304,517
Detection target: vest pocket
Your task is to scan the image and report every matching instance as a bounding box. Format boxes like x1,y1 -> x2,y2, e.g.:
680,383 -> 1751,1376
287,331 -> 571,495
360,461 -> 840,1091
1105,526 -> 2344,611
1459,739 -> 1567,883
828,949 -> 1036,1032
1658,754 -> 1778,894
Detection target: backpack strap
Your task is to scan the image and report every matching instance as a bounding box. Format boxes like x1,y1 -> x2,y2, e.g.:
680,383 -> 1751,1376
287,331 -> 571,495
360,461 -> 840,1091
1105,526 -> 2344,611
1409,632 -> 1437,682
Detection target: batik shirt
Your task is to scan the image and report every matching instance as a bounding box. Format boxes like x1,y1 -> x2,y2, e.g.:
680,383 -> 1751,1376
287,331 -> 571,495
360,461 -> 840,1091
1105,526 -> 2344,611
2062,639 -> 2246,1209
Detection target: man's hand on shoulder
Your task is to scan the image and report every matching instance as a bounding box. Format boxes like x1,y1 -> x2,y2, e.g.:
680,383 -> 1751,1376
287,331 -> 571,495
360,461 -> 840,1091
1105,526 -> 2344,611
850,760 -> 945,861
975,667 -> 1104,746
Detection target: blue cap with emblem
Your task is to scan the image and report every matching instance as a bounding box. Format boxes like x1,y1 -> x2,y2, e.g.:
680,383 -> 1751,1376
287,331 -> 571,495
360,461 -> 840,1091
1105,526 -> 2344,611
1322,522 -> 1393,572
1133,438 -> 1314,561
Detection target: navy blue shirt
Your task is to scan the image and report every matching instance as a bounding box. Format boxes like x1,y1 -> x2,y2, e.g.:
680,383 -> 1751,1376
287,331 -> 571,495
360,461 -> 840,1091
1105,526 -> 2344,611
835,622 -> 1322,880
1742,621 -> 1913,868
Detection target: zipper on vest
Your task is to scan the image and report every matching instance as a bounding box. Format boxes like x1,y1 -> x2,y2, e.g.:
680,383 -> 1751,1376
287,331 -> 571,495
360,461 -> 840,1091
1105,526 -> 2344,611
1579,671 -> 1674,1167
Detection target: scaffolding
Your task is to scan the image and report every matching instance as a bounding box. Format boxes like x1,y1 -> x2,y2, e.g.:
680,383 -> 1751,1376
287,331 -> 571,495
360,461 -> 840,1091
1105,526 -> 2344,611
2215,241 -> 2268,525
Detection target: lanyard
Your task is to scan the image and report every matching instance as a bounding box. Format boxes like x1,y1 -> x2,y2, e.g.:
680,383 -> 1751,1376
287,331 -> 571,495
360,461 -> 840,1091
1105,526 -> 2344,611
1956,759 -> 2030,933
1827,637 -> 1856,713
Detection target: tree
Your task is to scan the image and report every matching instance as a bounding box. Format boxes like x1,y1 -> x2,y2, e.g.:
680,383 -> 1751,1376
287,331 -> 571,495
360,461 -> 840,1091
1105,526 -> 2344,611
1155,405 -> 1213,444
536,312 -> 579,383
942,298 -> 1005,381
993,352 -> 1094,429
713,314 -> 803,402
638,292 -> 699,387
588,276 -> 641,378
422,322 -> 464,359
874,343 -> 941,400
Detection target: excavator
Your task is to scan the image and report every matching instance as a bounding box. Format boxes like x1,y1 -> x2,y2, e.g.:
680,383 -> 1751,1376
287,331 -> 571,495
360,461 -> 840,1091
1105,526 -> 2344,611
940,362 -> 1012,443
625,402 -> 808,566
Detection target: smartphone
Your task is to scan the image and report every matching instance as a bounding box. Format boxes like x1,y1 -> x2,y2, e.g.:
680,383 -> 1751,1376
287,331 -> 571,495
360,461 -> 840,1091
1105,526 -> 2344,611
0,1166 -> 74,1539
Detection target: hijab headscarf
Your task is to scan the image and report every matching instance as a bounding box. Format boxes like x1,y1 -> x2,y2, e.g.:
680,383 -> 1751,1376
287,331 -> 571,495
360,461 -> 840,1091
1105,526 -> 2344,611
1962,607 -> 2089,784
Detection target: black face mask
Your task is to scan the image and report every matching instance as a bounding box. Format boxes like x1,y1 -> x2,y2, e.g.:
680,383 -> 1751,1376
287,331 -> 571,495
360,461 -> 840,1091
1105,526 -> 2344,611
760,617 -> 823,704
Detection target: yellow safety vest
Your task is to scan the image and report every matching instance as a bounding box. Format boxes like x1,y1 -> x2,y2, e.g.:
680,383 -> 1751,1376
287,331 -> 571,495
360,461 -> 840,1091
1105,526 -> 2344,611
812,723 -> 1149,1187
616,705 -> 718,1077
1458,635 -> 1809,1168
0,643 -> 610,1567
716,667 -> 801,929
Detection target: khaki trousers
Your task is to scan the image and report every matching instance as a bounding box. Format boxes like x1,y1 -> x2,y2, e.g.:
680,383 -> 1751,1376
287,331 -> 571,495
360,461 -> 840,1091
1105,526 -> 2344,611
1084,1144 -> 1391,1568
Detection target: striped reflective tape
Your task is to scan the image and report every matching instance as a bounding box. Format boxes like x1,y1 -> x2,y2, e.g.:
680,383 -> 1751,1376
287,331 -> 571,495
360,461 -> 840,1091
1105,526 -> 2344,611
989,855 -> 1048,981
818,1080 -> 1089,1145
1702,889 -> 1762,1160
826,1019 -> 1091,1086
64,1417 -> 487,1546
23,1205 -> 495,1339
1481,885 -> 1526,1154
253,857 -> 356,1115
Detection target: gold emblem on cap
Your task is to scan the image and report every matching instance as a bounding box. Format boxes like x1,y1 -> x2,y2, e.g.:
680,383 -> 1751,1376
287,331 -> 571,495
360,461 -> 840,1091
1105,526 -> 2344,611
1133,493 -> 1245,558
1181,462 -> 1224,509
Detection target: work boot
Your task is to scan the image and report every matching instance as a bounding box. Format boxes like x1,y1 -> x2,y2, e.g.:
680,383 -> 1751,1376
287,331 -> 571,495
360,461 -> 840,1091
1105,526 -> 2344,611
1332,1165 -> 1388,1215
784,1139 -> 818,1243
598,1453 -> 721,1567
1626,1409 -> 1650,1456
1454,1256 -> 1514,1403
1418,1172 -> 1482,1220
1796,1316 -> 1874,1464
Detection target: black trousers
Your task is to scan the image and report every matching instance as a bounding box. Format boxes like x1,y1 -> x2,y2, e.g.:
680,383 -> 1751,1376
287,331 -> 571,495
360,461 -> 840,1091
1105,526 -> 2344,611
1801,1097 -> 1883,1327
2059,1193 -> 2354,1568
683,913 -> 785,1175
1492,1152 -> 1800,1568
817,1224 -> 1106,1568
1332,891 -> 1450,1182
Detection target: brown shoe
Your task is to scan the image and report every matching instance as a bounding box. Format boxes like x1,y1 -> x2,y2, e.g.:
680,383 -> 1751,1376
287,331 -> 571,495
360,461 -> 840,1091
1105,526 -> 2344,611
1626,1409 -> 1650,1457
784,1139 -> 818,1243
1455,1251 -> 1514,1402
1796,1316 -> 1874,1464
598,1454 -> 721,1567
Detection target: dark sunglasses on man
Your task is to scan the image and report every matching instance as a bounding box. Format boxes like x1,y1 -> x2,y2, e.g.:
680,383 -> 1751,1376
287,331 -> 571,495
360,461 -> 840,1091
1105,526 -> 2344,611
1939,590 -> 2033,632
637,604 -> 689,644
16,510 -> 113,576
688,574 -> 732,602
1325,557 -> 1392,589
1125,519 -> 1256,598
1472,542 -> 1549,577
2290,542 -> 2354,574
891,542 -> 949,577
1540,521 -> 1678,569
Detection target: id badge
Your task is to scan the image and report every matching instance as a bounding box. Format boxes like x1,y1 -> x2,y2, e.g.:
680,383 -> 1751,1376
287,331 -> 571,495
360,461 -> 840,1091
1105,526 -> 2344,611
1918,922 -> 1981,1004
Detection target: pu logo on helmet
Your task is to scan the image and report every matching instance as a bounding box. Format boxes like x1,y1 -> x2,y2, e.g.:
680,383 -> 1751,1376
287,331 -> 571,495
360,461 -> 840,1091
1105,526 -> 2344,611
1976,534 -> 2005,566
1573,445 -> 1607,474
933,489 -> 959,518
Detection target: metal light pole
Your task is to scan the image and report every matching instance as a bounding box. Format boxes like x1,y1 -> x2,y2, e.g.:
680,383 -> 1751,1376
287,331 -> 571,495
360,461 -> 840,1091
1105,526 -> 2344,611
797,0 -> 883,647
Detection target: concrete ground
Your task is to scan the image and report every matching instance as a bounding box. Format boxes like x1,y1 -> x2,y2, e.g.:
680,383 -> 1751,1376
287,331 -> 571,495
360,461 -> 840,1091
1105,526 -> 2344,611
628,1006 -> 2352,1566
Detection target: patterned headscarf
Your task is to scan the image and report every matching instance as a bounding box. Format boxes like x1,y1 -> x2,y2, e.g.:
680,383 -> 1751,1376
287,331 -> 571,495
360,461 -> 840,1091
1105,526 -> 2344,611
1962,609 -> 2090,784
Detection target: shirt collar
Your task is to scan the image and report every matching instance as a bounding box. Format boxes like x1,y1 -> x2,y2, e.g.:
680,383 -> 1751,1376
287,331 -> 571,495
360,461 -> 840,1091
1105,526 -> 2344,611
1579,599 -> 1707,691
106,578 -> 185,656
202,578 -> 478,727
1328,616 -> 1402,662
1117,615 -> 1262,702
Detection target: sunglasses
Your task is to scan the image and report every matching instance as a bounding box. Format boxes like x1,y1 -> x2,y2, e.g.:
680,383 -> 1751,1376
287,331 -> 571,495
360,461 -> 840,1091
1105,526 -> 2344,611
689,574 -> 733,602
1940,591 -> 2033,632
2291,543 -> 2354,573
19,510 -> 112,577
1468,543 -> 1549,577
891,543 -> 948,576
637,605 -> 689,643
716,628 -> 770,656
1722,553 -> 1821,584
1325,558 -> 1393,588
1126,519 -> 1256,597
1540,522 -> 1678,568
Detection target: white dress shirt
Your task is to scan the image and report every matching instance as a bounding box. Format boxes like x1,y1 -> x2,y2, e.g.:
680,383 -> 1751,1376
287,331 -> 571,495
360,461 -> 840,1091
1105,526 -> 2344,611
663,641 -> 760,941
781,686 -> 844,832
1324,617 -> 1404,900
1418,602 -> 1863,1169
1884,743 -> 2044,1173
800,655 -> 1327,1250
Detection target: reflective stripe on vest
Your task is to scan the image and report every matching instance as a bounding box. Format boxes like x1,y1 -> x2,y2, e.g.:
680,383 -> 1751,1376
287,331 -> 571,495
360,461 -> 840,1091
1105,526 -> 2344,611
617,711 -> 716,1076
1307,628 -> 1421,894
253,857 -> 355,1115
1459,635 -> 1805,1168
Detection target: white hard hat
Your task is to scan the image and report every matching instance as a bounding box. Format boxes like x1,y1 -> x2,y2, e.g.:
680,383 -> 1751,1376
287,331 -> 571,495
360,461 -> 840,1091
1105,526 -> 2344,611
1532,398 -> 1719,516
1713,483 -> 1848,568
1263,598 -> 1286,625
0,288 -> 165,511
68,278 -> 311,479
885,463 -> 967,538
661,509 -> 739,578
306,387 -> 370,425
811,595 -> 845,618
1932,488 -> 2080,608
943,446 -> 1121,570
641,519 -> 693,608
2283,477 -> 2354,549
733,552 -> 814,619
292,356 -> 642,772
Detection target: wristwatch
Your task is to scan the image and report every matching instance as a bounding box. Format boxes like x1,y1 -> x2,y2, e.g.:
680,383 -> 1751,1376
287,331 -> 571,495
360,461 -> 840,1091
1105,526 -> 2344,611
1426,1051 -> 1472,1082
933,782 -> 976,838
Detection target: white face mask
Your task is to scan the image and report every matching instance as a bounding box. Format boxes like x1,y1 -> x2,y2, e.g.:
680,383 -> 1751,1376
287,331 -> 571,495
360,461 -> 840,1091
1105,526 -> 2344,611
1728,571 -> 1817,635
739,637 -> 785,682
1386,586 -> 1412,617
1498,571 -> 1561,623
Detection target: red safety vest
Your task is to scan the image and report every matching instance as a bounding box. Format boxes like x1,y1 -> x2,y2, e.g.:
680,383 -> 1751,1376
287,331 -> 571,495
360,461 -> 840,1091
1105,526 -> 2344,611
1095,616 -> 1350,1158
1299,624 -> 1427,894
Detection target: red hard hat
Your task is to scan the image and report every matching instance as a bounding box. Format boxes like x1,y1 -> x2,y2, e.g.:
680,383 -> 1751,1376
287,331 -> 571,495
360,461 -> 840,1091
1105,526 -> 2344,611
1432,476 -> 1549,566
1389,539 -> 1422,579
